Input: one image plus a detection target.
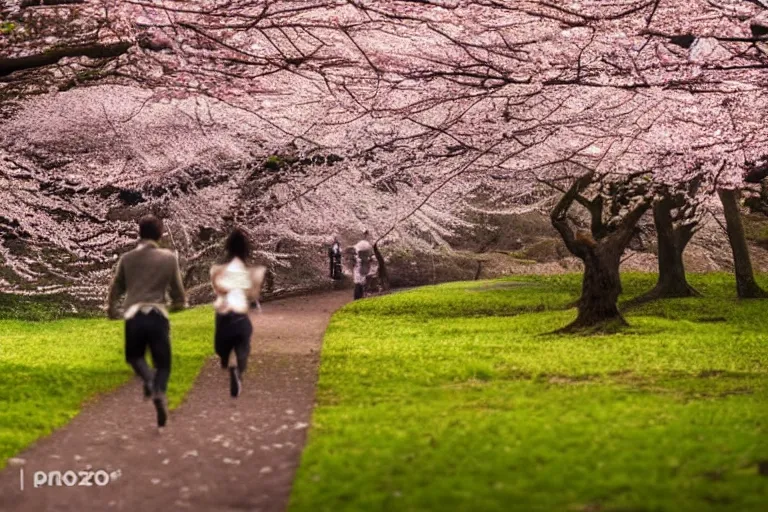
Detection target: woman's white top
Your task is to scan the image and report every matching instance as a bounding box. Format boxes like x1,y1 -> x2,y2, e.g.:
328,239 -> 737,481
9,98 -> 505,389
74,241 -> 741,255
353,241 -> 373,285
210,258 -> 266,314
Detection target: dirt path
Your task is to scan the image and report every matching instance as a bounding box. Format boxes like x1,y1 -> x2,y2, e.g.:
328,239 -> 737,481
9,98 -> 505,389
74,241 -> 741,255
0,290 -> 351,512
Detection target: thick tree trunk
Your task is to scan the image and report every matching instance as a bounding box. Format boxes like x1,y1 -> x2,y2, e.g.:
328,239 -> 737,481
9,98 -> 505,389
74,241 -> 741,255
654,234 -> 696,297
372,242 -> 390,291
717,188 -> 767,298
565,248 -> 627,331
549,172 -> 649,331
632,199 -> 699,303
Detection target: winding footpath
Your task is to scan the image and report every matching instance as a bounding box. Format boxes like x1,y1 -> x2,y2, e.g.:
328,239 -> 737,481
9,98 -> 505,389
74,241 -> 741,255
0,290 -> 351,512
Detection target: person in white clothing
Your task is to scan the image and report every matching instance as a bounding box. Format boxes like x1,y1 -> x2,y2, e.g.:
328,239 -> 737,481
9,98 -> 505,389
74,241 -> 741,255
210,229 -> 266,397
352,239 -> 373,300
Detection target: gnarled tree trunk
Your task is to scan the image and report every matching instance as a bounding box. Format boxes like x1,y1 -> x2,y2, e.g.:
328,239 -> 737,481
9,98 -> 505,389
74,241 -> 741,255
550,173 -> 650,331
717,188 -> 767,298
571,246 -> 624,329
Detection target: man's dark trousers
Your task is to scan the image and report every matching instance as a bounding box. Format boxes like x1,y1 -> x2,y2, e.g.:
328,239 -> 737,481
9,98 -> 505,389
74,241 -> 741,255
125,310 -> 171,393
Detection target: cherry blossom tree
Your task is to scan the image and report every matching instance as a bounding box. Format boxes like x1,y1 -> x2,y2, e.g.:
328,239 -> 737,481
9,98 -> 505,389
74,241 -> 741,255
623,87 -> 768,301
3,0 -> 768,326
549,171 -> 650,329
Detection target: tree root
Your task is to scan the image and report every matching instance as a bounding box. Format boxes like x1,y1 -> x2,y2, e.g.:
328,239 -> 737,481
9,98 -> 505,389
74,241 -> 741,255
623,282 -> 701,310
554,314 -> 629,335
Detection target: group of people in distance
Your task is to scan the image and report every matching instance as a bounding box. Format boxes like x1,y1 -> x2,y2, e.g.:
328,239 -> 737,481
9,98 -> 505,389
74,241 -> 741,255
107,215 -> 375,428
328,234 -> 375,300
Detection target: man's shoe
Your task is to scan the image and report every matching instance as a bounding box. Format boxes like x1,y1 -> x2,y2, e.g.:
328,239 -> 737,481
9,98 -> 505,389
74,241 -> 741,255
152,394 -> 168,427
229,367 -> 241,398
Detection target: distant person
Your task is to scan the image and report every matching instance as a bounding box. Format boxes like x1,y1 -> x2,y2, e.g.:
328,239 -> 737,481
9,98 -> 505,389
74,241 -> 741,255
328,238 -> 343,280
210,229 -> 266,398
352,238 -> 374,300
107,215 -> 186,428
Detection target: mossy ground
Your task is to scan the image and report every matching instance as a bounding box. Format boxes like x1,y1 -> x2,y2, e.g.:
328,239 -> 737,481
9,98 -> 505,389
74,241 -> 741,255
290,273 -> 768,512
2,273 -> 767,510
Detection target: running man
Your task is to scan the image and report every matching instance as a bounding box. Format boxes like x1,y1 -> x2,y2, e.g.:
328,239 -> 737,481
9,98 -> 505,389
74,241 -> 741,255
210,229 -> 266,397
107,215 -> 186,428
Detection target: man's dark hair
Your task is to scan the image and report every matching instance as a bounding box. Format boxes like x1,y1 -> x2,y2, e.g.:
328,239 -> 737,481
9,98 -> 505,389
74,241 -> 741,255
225,228 -> 251,262
138,215 -> 163,241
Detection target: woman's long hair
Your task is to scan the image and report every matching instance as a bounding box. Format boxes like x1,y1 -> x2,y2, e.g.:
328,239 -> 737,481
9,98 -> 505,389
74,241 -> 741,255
225,228 -> 251,263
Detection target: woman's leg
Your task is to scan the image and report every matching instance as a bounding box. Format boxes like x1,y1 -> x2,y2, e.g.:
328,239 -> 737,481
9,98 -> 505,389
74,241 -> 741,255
214,313 -> 232,369
229,315 -> 252,397
234,316 -> 253,374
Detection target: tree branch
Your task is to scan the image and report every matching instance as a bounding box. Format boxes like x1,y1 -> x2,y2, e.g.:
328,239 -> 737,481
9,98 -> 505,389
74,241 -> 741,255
0,42 -> 132,77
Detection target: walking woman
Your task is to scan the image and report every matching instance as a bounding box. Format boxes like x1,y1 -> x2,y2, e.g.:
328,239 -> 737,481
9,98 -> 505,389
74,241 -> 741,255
210,228 -> 266,397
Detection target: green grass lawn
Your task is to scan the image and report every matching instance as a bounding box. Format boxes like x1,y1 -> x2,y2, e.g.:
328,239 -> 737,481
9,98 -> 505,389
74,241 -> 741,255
290,273 -> 768,512
0,306 -> 215,469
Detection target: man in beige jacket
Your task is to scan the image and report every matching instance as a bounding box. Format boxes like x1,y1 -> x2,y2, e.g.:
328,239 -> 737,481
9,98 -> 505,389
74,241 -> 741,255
107,215 -> 186,428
